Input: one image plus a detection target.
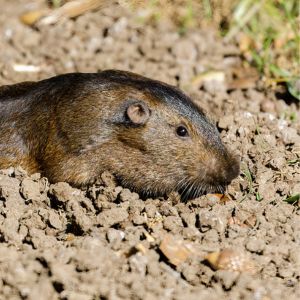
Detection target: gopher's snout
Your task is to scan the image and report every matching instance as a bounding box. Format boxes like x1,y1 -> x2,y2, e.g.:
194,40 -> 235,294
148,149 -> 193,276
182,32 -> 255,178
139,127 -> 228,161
216,156 -> 240,185
209,153 -> 240,186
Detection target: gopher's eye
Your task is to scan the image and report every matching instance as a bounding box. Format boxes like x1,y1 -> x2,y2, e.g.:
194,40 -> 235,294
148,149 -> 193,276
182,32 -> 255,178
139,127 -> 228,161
176,125 -> 189,137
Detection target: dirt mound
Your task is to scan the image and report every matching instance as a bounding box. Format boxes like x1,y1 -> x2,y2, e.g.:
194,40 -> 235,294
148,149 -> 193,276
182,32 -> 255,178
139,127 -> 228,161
0,1 -> 299,299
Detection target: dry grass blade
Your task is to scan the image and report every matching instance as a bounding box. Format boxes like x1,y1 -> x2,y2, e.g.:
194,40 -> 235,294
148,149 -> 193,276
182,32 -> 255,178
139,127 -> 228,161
40,0 -> 110,25
20,9 -> 49,26
20,0 -> 147,26
59,0 -> 107,18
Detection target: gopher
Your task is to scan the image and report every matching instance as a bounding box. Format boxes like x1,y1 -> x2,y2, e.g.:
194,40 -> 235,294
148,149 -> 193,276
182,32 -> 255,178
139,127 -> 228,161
0,70 -> 239,199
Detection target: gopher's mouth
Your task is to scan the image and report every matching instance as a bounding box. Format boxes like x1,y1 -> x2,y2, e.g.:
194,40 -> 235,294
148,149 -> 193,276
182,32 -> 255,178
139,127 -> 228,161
178,181 -> 226,201
116,174 -> 228,201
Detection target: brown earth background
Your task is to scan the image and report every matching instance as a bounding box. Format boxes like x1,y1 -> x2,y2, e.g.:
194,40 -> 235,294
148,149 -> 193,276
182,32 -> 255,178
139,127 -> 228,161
0,1 -> 299,299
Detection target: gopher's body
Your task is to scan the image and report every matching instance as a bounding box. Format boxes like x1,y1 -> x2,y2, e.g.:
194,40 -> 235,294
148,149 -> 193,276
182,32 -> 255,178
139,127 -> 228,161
0,70 -> 239,198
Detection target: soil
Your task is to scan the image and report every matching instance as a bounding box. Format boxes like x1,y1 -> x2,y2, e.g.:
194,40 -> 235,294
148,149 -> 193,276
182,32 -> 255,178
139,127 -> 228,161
0,1 -> 299,299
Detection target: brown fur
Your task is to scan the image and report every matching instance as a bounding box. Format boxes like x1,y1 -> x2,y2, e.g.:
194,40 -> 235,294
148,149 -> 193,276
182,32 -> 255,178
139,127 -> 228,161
0,70 -> 240,199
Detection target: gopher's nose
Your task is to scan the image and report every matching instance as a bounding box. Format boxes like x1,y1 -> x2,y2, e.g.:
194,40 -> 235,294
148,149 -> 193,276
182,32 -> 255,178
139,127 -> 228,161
207,154 -> 240,186
224,156 -> 240,183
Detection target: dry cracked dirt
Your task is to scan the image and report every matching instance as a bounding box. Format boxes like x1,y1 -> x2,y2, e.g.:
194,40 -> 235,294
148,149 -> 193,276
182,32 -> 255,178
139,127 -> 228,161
0,1 -> 299,299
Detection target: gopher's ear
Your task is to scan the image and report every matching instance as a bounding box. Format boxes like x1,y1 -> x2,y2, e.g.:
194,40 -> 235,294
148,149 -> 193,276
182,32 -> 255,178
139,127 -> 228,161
126,101 -> 150,125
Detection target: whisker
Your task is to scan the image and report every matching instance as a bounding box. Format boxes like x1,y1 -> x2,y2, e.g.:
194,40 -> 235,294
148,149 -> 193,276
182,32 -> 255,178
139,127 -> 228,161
186,181 -> 194,200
